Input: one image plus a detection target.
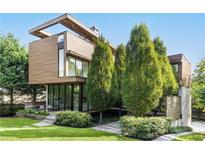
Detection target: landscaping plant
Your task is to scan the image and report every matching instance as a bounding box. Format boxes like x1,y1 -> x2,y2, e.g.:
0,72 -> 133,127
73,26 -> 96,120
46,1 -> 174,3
110,44 -> 126,110
120,116 -> 171,140
55,111 -> 92,128
122,24 -> 163,116
153,37 -> 178,95
192,58 -> 205,112
87,37 -> 114,123
18,109 -> 49,116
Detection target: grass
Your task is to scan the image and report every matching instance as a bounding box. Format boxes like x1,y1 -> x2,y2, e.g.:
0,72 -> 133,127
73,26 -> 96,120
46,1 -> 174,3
174,133 -> 205,141
0,117 -> 39,128
0,117 -> 136,141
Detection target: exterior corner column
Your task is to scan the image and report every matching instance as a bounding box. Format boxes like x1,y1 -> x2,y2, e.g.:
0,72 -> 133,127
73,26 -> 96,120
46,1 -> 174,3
179,87 -> 192,126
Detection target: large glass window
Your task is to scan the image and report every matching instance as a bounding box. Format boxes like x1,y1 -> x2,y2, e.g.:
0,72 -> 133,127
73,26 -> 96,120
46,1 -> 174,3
48,85 -> 53,109
53,85 -> 59,110
76,59 -> 82,77
82,84 -> 88,111
47,84 -> 90,112
58,49 -> 64,77
73,85 -> 79,111
65,85 -> 72,110
59,85 -> 65,110
66,56 -> 89,77
67,56 -> 76,76
58,34 -> 64,43
82,61 -> 89,77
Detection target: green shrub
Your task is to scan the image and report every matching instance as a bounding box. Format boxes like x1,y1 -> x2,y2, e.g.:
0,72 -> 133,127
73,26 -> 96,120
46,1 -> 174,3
0,103 -> 25,116
169,126 -> 193,134
120,116 -> 171,140
18,109 -> 49,116
55,111 -> 92,128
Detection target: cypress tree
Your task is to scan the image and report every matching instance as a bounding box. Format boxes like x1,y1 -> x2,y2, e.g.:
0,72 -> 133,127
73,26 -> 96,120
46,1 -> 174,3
153,37 -> 178,95
122,24 -> 163,116
110,44 -> 126,111
87,37 -> 114,123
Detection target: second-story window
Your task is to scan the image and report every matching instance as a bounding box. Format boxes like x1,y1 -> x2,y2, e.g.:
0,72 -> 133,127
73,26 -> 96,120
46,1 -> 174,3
67,56 -> 76,76
66,56 -> 89,77
58,34 -> 64,77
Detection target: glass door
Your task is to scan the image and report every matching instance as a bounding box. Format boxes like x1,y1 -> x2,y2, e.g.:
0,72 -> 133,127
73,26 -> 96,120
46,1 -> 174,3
73,85 -> 80,111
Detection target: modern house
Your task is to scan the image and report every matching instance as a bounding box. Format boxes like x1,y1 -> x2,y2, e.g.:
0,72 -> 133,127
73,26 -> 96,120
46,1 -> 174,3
29,13 -> 115,112
28,14 -> 191,118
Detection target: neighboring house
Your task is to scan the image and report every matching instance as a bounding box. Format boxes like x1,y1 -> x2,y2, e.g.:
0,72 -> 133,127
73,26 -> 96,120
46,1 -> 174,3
28,14 -> 191,114
168,54 -> 192,88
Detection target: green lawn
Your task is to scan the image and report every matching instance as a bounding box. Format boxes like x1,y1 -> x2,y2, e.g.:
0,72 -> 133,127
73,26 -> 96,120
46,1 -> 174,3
0,117 -> 136,141
174,133 -> 205,141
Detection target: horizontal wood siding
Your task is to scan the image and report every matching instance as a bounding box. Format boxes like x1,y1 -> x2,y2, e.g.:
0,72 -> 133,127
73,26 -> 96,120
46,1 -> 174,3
66,32 -> 95,60
29,33 -> 88,84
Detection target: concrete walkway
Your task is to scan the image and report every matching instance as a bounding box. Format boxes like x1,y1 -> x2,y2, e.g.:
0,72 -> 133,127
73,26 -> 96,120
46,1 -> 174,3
32,113 -> 56,127
92,120 -> 205,141
92,121 -> 122,134
154,121 -> 205,141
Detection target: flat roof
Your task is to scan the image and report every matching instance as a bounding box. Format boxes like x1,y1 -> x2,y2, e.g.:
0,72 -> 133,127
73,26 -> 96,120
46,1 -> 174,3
29,13 -> 116,52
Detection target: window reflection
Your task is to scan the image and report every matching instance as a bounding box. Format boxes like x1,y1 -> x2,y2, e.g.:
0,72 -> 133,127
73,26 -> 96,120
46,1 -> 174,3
66,56 -> 89,77
67,56 -> 76,76
76,59 -> 82,76
83,61 -> 88,77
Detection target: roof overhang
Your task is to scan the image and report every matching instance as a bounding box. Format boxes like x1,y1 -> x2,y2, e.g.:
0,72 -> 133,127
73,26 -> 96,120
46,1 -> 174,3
29,13 -> 116,52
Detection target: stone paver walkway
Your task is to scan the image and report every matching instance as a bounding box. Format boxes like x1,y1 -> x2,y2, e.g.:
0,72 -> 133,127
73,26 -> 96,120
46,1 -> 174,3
32,114 -> 56,127
92,121 -> 121,134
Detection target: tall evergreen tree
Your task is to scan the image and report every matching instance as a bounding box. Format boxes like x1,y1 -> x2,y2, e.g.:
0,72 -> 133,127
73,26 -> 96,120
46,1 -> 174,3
0,33 -> 27,105
87,37 -> 114,123
192,59 -> 205,112
122,24 -> 163,116
0,33 -> 45,104
153,37 -> 178,95
110,44 -> 126,110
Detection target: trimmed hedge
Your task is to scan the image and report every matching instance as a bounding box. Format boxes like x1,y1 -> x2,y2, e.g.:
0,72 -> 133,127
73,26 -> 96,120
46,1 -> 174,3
55,111 -> 92,128
120,116 -> 171,140
169,126 -> 193,134
0,103 -> 25,116
18,109 -> 49,116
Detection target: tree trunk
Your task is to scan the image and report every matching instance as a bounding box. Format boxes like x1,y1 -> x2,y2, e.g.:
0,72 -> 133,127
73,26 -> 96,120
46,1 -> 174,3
10,88 -> 14,105
33,91 -> 37,102
119,100 -> 122,117
99,111 -> 103,124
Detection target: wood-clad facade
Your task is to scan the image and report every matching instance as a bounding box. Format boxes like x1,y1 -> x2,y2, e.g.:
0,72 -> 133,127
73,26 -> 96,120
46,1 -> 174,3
28,14 -> 191,112
29,31 -> 94,85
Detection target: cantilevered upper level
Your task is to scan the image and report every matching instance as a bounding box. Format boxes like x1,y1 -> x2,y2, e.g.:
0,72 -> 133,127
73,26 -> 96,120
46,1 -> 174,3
28,14 -> 116,85
29,13 -> 115,52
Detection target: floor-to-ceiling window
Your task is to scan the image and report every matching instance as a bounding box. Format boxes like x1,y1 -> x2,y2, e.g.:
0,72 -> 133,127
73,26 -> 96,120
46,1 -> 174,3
82,84 -> 88,111
65,85 -> 72,110
53,85 -> 59,110
73,85 -> 80,111
48,85 -> 53,109
59,85 -> 65,110
47,84 -> 88,112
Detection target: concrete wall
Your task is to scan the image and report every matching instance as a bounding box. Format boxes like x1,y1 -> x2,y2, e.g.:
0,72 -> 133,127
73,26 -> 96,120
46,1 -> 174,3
166,87 -> 192,127
166,96 -> 181,120
178,87 -> 192,126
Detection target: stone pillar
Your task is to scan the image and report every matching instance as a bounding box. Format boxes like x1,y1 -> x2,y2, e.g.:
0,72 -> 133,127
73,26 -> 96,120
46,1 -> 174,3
165,96 -> 181,126
178,87 -> 192,126
45,85 -> 48,111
